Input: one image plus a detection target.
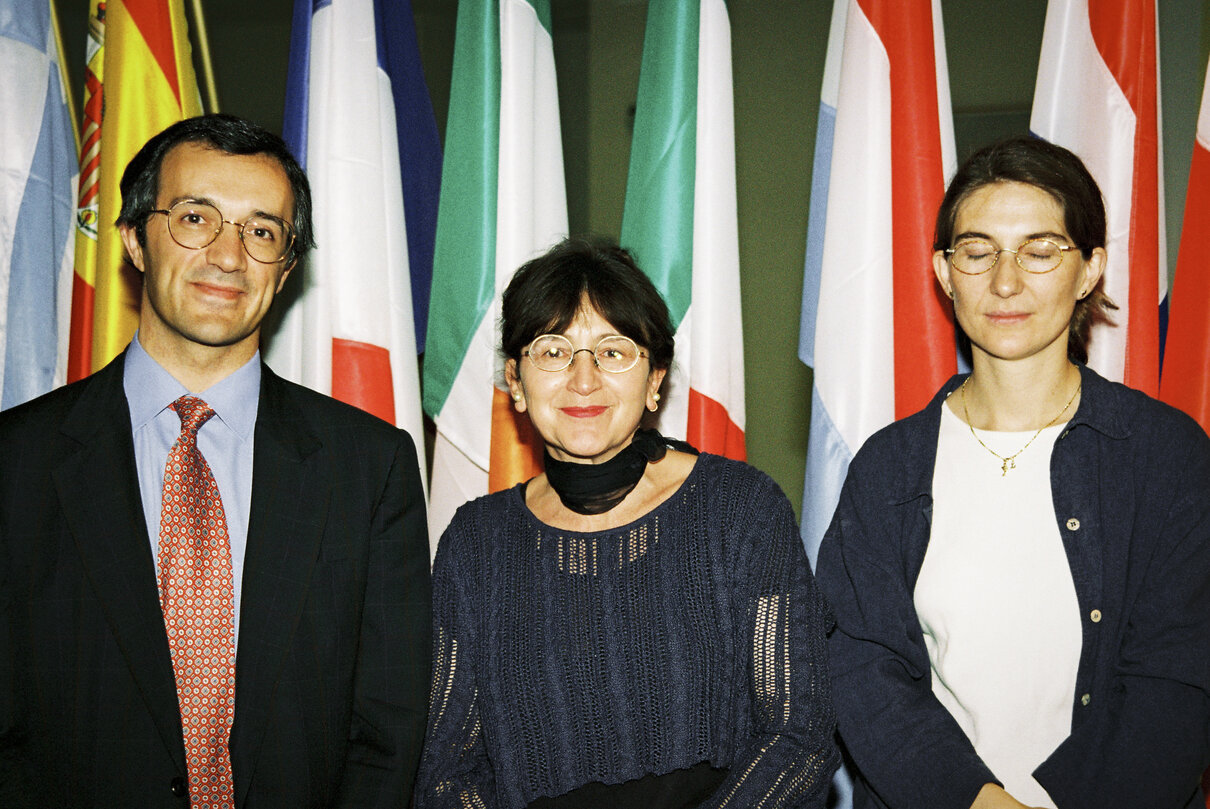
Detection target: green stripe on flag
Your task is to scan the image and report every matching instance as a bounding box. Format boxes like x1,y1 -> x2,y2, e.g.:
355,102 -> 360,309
619,0 -> 699,329
525,0 -> 552,34
423,0 -> 502,418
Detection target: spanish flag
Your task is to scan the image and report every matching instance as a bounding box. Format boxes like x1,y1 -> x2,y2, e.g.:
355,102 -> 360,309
69,0 -> 202,381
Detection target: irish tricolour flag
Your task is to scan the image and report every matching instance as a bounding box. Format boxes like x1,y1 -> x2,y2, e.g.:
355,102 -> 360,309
620,0 -> 745,460
423,0 -> 568,549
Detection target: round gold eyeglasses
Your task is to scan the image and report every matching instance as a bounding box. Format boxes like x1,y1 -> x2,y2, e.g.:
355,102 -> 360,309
523,334 -> 648,374
945,238 -> 1078,275
149,199 -> 295,264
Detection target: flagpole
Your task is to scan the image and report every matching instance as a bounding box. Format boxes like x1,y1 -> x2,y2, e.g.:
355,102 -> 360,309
48,0 -> 80,152
189,0 -> 220,113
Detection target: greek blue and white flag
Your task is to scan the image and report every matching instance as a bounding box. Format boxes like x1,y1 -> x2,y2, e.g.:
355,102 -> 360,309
0,0 -> 77,410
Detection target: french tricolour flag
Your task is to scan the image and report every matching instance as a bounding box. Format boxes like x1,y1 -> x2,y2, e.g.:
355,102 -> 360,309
1030,0 -> 1165,393
271,0 -> 441,471
799,0 -> 957,565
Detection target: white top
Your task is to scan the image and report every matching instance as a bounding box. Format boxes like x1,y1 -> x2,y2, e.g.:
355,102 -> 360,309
915,403 -> 1081,808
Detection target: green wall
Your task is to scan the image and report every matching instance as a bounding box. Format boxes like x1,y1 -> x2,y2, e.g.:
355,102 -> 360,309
55,0 -> 1210,517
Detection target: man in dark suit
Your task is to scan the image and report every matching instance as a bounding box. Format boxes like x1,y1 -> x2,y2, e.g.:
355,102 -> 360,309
0,115 -> 431,807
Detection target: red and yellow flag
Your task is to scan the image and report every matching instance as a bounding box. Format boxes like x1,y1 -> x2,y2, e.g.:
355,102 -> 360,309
69,0 -> 202,381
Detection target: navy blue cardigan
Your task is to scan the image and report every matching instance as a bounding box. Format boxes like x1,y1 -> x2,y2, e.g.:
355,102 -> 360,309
817,365 -> 1210,809
416,454 -> 839,809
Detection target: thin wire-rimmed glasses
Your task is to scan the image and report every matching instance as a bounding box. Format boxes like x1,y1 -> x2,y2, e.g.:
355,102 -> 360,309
149,199 -> 295,264
944,238 -> 1078,275
523,334 -> 649,373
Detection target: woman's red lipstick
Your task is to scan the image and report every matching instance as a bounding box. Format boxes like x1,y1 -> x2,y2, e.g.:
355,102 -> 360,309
560,406 -> 607,418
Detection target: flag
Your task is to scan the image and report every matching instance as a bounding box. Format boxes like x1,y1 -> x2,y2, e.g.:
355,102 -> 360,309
423,0 -> 568,550
619,0 -> 745,460
799,0 -> 956,562
1160,58 -> 1210,436
68,0 -> 203,381
1030,0 -> 1165,394
0,0 -> 77,409
269,0 -> 439,473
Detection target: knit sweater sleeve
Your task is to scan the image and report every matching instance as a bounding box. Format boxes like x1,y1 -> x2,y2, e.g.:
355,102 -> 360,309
414,511 -> 495,809
701,466 -> 841,809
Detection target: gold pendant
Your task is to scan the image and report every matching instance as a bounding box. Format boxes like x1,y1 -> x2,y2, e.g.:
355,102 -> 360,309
1001,458 -> 1015,476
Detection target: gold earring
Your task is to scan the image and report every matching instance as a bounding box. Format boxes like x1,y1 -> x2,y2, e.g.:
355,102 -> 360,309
512,392 -> 522,402
653,392 -> 661,402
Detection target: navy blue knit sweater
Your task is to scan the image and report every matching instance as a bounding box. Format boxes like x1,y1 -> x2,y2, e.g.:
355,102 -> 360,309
415,454 -> 839,809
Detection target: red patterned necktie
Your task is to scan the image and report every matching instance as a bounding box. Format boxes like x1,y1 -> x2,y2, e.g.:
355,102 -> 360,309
158,395 -> 236,809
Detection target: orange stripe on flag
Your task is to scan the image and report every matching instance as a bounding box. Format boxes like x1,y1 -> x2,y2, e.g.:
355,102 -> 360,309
331,338 -> 396,424
122,0 -> 183,104
488,388 -> 544,492
687,388 -> 746,459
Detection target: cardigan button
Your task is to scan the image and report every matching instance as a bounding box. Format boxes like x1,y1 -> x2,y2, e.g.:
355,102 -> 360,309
1090,609 -> 1102,623
170,776 -> 188,798
1066,518 -> 1080,531
1080,693 -> 1091,706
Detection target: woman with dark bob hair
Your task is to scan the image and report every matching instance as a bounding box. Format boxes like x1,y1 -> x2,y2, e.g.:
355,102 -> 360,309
816,136 -> 1210,809
415,237 -> 839,808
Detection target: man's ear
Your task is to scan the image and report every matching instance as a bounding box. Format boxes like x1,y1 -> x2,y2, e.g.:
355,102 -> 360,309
275,260 -> 296,293
118,223 -> 146,273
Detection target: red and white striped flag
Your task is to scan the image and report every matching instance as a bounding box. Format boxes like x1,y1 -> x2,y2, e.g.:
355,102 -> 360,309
1160,58 -> 1210,436
799,0 -> 956,560
1030,0 -> 1165,393
620,0 -> 745,459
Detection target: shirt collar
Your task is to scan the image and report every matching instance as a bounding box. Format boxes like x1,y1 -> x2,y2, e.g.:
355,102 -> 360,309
887,364 -> 1128,505
123,333 -> 261,441
1066,363 -> 1130,440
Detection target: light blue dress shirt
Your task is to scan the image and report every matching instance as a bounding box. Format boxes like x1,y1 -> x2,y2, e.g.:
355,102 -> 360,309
123,333 -> 259,647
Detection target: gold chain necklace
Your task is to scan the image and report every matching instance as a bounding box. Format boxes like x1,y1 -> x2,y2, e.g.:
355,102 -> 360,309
959,377 -> 1081,476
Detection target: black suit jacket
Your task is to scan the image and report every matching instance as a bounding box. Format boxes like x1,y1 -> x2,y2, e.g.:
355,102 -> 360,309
0,353 -> 431,808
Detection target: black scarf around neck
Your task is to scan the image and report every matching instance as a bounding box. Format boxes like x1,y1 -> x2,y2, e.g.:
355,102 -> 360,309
543,428 -> 699,515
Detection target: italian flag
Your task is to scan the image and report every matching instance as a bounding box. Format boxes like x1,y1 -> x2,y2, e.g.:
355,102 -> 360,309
620,0 -> 745,459
423,0 -> 567,549
69,0 -> 202,380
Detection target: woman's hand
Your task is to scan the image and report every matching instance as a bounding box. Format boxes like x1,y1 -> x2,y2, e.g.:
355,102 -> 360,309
969,783 -> 1043,809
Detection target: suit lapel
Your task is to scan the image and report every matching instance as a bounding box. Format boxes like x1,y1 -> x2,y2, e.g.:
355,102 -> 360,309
52,355 -> 187,773
231,368 -> 327,806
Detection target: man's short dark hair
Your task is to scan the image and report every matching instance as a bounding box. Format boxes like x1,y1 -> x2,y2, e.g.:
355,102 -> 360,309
116,114 -> 315,263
